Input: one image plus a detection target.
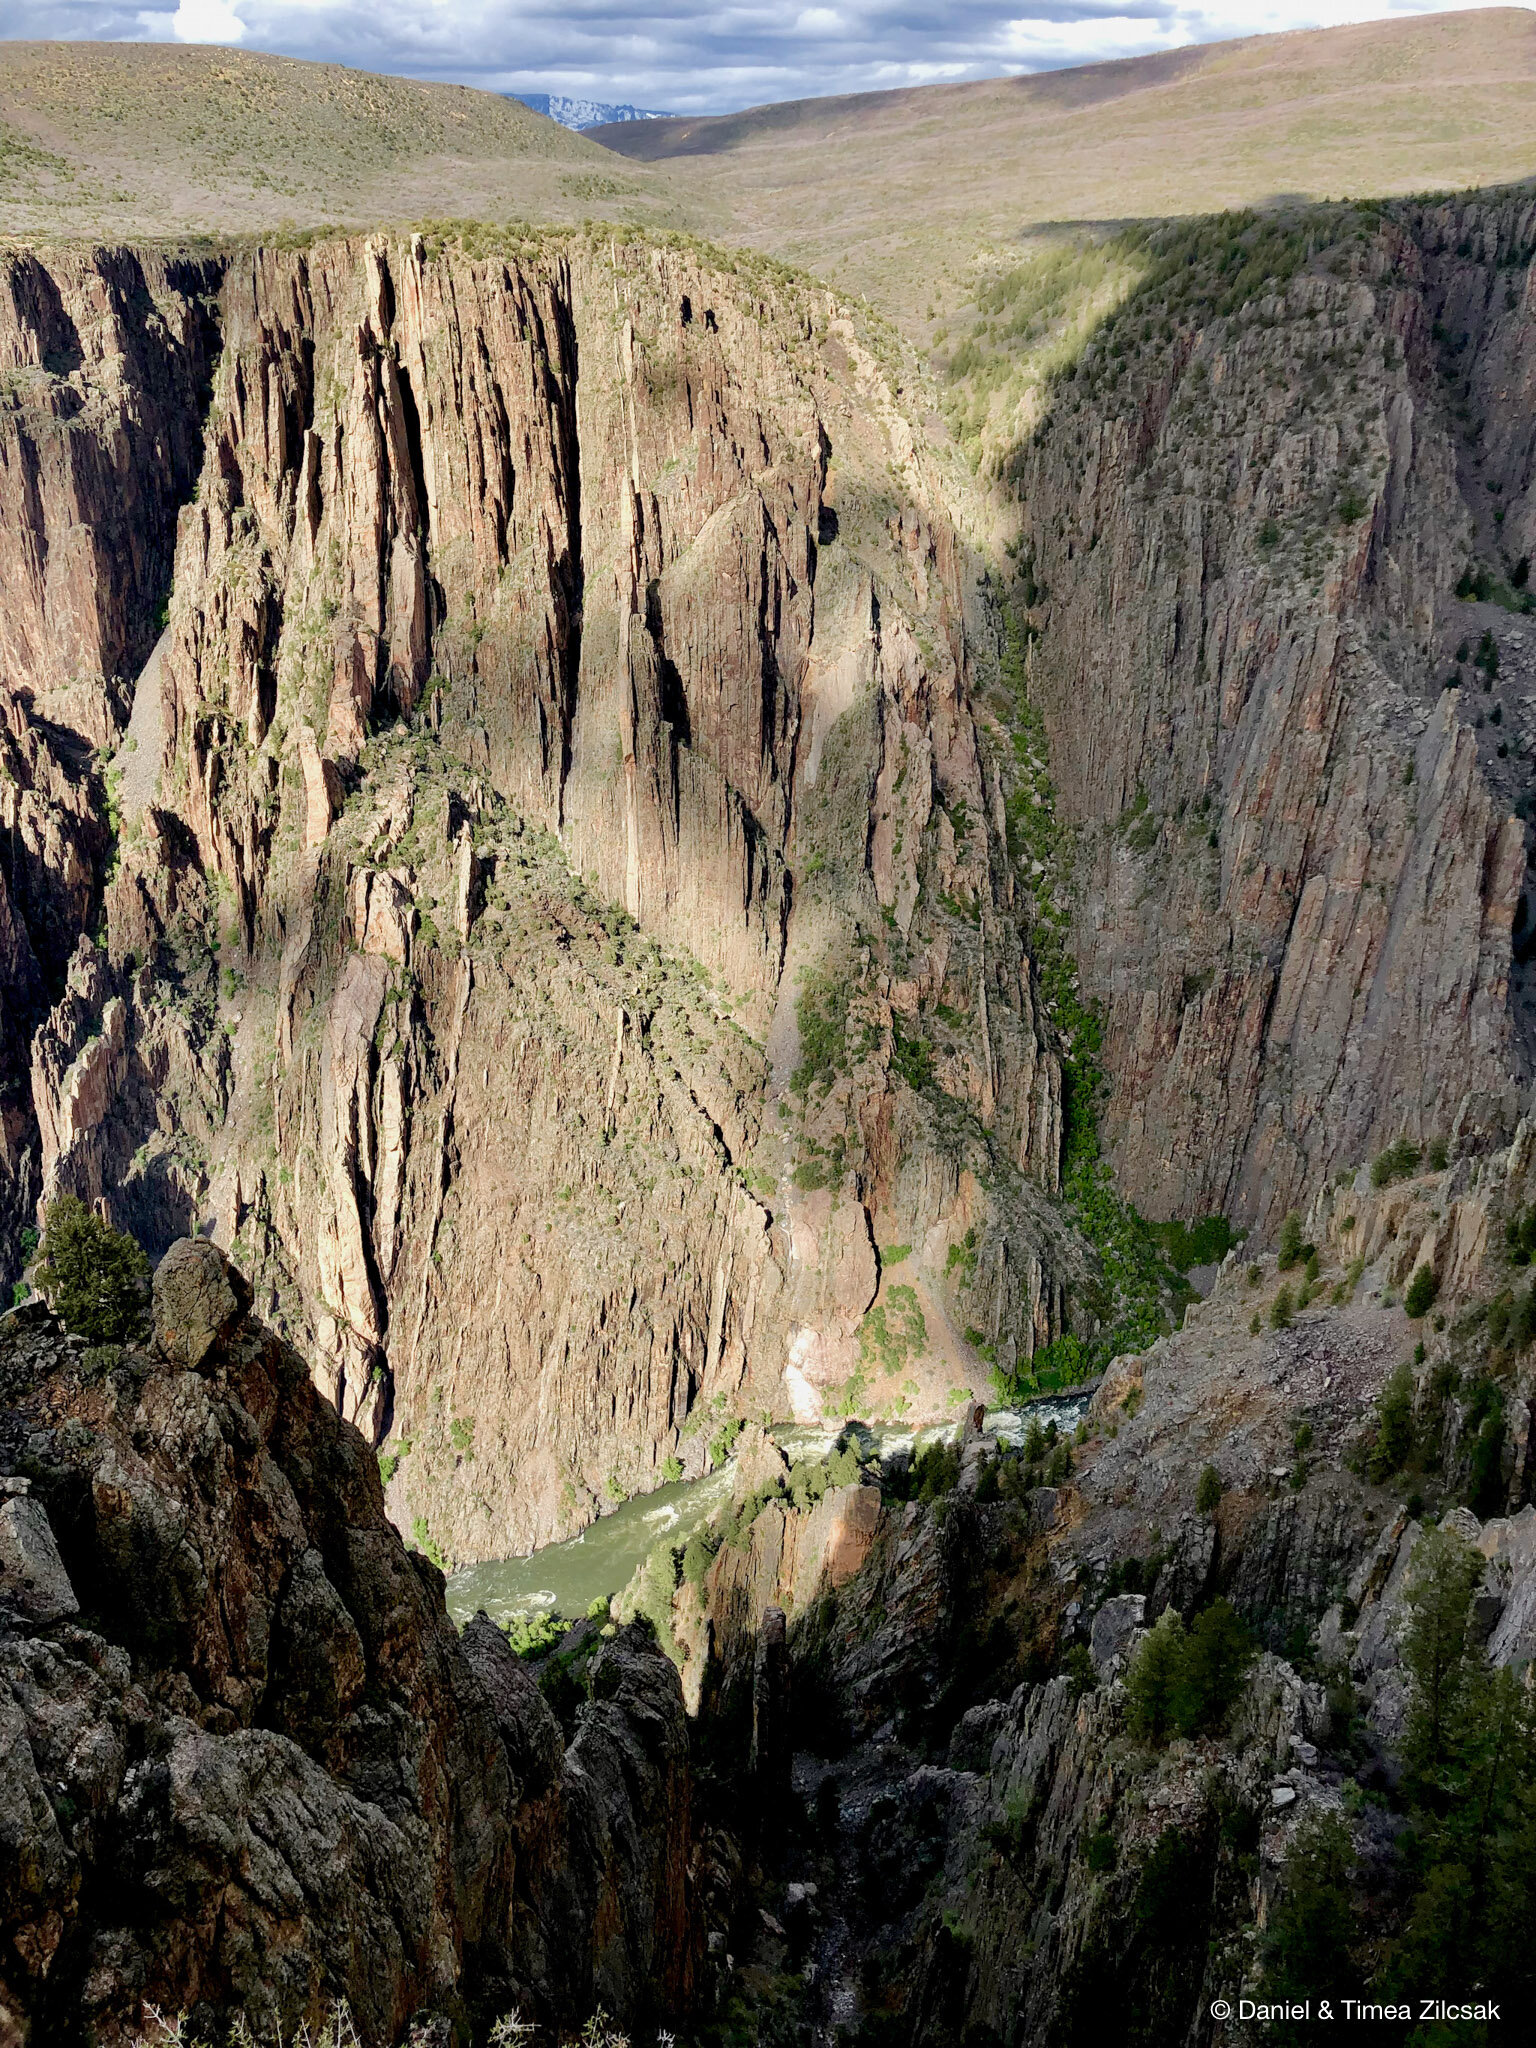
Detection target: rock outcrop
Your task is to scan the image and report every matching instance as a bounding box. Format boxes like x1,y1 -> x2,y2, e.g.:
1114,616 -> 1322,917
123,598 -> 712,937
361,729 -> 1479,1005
0,1241 -> 710,2047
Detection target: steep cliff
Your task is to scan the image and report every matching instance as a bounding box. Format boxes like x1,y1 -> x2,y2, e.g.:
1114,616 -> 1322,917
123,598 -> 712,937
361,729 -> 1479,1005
0,246 -> 219,1263
0,228 -> 1075,1562
1010,194 -> 1536,1233
0,1238 -> 708,2047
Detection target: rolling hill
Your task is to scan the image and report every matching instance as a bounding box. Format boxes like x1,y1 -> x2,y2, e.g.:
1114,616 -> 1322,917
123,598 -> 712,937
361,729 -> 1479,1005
592,6 -> 1536,327
0,41 -> 705,242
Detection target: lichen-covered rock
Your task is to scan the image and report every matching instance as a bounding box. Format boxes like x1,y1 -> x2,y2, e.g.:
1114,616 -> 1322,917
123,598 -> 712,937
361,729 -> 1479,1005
150,1235 -> 249,1368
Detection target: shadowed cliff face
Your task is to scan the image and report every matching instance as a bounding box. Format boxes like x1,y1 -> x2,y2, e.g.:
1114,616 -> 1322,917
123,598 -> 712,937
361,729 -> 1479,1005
1,231 -> 1070,1564
1014,195 -> 1536,1233
0,247 -> 221,1265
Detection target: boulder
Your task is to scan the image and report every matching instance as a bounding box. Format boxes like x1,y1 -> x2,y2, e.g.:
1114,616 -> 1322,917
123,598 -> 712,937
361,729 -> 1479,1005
1089,1593 -> 1146,1675
151,1237 -> 249,1370
0,1481 -> 78,1624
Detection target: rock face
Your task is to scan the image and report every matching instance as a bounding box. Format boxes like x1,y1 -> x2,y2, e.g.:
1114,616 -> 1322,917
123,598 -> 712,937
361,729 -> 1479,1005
1017,196 -> 1536,1230
0,247 -> 220,1262
0,1243 -> 708,2047
0,229 -> 1073,1561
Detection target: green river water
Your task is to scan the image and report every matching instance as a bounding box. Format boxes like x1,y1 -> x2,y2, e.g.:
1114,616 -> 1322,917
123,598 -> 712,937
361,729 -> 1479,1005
446,1397 -> 1090,1629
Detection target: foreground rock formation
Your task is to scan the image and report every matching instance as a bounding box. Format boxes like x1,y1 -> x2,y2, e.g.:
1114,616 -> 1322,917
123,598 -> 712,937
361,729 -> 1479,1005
0,1239 -> 708,2047
617,1119 -> 1536,2044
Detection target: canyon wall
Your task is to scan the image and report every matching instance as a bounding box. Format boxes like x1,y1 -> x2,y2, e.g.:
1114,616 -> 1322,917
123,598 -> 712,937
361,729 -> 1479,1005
1016,195 -> 1536,1231
0,247 -> 220,1262
2,230 -> 1070,1562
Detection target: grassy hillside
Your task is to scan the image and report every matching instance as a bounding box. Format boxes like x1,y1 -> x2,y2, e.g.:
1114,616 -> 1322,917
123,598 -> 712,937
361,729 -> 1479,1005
593,6 -> 1536,330
0,42 -> 707,242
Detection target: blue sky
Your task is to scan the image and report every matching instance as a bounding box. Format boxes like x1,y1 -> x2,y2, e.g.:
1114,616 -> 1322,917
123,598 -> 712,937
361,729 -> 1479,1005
6,1 -> 1530,115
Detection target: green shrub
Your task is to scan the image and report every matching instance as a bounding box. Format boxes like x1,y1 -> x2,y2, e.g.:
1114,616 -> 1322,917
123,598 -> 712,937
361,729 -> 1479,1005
1060,1642 -> 1097,1697
859,1286 -> 927,1376
914,1441 -> 961,1501
1085,1829 -> 1117,1873
1270,1286 -> 1295,1331
33,1196 -> 149,1344
1150,1214 -> 1238,1272
682,1531 -> 717,1587
1368,1362 -> 1415,1481
410,1516 -> 448,1572
1126,1609 -> 1186,1743
1505,1207 -> 1536,1265
504,1609 -> 566,1657
1195,1463 -> 1222,1515
792,970 -> 850,1095
1371,1137 -> 1422,1189
1171,1600 -> 1255,1735
1404,1265 -> 1439,1319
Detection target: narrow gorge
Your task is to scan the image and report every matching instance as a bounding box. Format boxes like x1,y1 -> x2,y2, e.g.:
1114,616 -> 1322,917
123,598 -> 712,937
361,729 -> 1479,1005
7,171 -> 1536,2048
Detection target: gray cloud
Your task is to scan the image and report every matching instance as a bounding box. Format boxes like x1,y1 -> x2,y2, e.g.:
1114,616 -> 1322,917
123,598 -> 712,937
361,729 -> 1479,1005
0,0 -> 1520,116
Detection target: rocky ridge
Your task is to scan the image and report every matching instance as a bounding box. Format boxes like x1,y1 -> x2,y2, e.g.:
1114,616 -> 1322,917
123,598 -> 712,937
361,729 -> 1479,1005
0,1236 -> 712,2047
619,1117 -> 1536,2045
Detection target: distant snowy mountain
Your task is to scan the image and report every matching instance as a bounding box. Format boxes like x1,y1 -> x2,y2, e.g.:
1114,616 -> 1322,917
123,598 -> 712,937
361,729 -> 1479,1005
512,93 -> 676,132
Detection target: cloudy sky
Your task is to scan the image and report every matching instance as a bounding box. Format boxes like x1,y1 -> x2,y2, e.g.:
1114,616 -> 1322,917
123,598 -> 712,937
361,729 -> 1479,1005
6,0 -> 1530,114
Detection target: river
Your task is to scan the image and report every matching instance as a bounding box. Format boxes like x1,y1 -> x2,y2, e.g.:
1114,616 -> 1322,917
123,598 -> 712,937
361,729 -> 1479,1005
445,1395 -> 1091,1629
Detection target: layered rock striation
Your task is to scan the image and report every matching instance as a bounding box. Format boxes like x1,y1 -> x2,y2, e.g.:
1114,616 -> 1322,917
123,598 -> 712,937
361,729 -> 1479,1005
1015,195 -> 1536,1230
0,229 -> 1070,1559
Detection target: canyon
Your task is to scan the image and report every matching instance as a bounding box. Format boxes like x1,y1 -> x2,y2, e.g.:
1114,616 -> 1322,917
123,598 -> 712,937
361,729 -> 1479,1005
6,197 -> 1536,1565
0,228 -> 1068,1571
1,41 -> 1536,2045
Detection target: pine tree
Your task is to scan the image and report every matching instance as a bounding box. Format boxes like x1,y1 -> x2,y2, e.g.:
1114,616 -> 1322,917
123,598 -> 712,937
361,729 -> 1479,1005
33,1195 -> 149,1344
1402,1523 -> 1484,1793
1126,1609 -> 1185,1743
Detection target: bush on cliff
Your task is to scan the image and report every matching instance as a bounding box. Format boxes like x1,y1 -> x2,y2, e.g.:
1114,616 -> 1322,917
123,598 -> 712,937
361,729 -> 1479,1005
1367,1363 -> 1415,1481
1277,1211 -> 1307,1270
1126,1599 -> 1253,1743
1404,1264 -> 1439,1319
33,1195 -> 149,1344
1371,1137 -> 1422,1189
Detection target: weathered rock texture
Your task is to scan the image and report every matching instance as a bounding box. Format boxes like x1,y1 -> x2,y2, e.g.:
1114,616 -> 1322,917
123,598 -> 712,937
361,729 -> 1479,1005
0,248 -> 220,1262
2,228 -> 1074,1561
0,1242 -> 709,2047
1016,196 -> 1536,1231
